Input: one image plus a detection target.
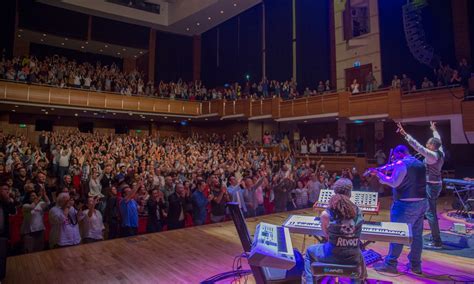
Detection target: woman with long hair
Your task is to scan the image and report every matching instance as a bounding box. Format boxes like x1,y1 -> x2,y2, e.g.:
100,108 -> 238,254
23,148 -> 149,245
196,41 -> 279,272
303,178 -> 367,283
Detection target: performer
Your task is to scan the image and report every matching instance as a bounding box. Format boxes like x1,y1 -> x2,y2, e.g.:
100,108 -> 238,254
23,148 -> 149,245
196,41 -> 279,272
372,145 -> 427,275
304,178 -> 367,284
397,121 -> 444,249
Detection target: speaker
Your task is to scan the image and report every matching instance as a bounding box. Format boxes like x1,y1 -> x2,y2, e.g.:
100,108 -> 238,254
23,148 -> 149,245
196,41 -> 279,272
115,124 -> 129,134
78,122 -> 94,133
35,120 -> 53,131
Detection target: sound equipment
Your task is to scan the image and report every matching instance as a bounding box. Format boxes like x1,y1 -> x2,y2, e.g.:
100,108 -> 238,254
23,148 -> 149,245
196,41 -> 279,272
444,178 -> 474,222
282,215 -> 412,246
314,190 -> 380,215
248,222 -> 296,270
228,203 -> 303,284
35,119 -> 53,131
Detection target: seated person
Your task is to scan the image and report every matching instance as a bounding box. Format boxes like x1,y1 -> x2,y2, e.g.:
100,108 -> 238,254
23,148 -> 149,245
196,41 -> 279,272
303,178 -> 367,283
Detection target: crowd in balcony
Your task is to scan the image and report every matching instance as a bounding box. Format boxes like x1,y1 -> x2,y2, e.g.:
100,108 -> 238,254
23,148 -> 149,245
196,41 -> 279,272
0,129 -> 379,255
1,53 -> 471,101
0,54 -> 148,96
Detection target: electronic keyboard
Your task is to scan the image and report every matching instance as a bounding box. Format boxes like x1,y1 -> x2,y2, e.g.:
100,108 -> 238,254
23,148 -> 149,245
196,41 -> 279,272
248,222 -> 296,270
282,215 -> 412,245
314,190 -> 380,215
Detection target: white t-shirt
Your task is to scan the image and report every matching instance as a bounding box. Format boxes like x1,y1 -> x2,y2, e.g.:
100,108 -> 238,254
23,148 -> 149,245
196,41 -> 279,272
80,210 -> 105,240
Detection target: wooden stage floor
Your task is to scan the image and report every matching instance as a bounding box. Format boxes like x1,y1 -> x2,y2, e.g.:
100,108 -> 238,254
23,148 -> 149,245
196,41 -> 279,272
4,197 -> 474,284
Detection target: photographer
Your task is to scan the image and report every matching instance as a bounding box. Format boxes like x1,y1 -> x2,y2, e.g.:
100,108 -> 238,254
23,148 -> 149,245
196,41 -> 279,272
49,192 -> 82,248
0,184 -> 17,280
79,196 -> 104,243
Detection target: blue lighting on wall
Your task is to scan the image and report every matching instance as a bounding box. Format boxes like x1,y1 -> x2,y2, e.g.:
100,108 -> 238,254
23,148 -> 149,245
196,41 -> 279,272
354,120 -> 364,124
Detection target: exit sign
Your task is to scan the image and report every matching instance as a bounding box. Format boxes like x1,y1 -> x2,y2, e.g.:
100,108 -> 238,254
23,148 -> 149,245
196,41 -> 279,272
136,130 -> 142,133
19,124 -> 26,128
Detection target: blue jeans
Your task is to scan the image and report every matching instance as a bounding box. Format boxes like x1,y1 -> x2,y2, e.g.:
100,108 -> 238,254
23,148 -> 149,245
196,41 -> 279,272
385,199 -> 428,269
425,183 -> 442,245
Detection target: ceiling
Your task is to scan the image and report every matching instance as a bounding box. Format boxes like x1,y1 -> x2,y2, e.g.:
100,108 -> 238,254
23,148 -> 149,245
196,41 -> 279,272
17,29 -> 147,59
38,0 -> 262,36
0,101 -> 219,123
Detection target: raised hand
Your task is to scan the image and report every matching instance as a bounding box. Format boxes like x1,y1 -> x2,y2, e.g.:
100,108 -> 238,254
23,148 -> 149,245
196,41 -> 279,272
430,121 -> 437,132
396,122 -> 407,137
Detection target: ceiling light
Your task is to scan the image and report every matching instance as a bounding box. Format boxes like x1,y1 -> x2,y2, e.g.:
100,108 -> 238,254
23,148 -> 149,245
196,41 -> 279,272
81,46 -> 84,49
208,17 -> 212,20
129,113 -> 133,116
17,35 -> 21,38
41,109 -> 46,112
14,105 -> 18,108
150,118 -> 154,122
65,38 -> 68,41
112,113 -> 116,115
11,109 -> 15,112
220,10 -> 224,14
61,43 -> 65,46
45,112 -> 48,115
74,113 -> 78,117
122,48 -> 126,51
205,118 -> 208,121
117,52 -> 121,55
85,41 -> 88,44
304,120 -> 308,123
186,28 -> 190,31
51,108 -> 54,110
83,110 -> 87,113
104,45 -> 108,48
19,29 -> 23,32
188,118 -> 191,121
134,55 -> 137,58
99,49 -> 103,52
94,113 -> 98,116
233,3 -> 237,6
40,39 -> 44,42
42,33 -> 46,37
173,120 -> 176,123
139,51 -> 143,54
164,117 -> 167,119
196,22 -> 200,26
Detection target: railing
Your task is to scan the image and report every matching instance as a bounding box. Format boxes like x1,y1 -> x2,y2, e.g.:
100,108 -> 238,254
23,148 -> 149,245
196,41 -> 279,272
0,80 -> 467,122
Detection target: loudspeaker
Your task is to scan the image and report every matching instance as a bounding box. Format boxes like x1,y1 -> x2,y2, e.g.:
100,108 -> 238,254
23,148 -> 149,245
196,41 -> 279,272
35,120 -> 53,132
78,122 -> 94,133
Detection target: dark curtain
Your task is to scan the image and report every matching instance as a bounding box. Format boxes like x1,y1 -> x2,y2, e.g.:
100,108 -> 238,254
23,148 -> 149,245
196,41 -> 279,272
18,0 -> 88,40
91,17 -> 149,49
155,32 -> 193,83
0,0 -> 16,57
296,0 -> 330,90
379,0 -> 456,85
265,0 -> 292,82
201,28 -> 218,87
201,4 -> 262,87
469,0 -> 474,64
29,43 -> 123,68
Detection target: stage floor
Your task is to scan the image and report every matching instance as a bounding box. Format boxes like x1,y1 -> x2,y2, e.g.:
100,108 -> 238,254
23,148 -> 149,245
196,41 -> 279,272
4,196 -> 474,284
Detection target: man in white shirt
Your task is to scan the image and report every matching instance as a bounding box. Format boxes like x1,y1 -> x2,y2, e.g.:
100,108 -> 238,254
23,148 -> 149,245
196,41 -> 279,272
49,193 -> 82,248
80,197 -> 104,243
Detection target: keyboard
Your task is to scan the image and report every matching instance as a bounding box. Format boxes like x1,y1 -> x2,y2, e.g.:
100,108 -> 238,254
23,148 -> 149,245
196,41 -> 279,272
248,222 -> 296,270
282,215 -> 412,245
314,190 -> 380,215
443,178 -> 474,188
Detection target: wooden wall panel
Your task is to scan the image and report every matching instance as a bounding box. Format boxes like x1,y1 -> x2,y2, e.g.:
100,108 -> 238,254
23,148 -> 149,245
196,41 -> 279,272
461,101 -> 474,132
88,92 -> 106,108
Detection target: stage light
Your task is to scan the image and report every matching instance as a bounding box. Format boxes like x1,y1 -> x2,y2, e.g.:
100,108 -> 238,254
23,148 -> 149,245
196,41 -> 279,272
220,10 -> 224,14
245,74 -> 250,80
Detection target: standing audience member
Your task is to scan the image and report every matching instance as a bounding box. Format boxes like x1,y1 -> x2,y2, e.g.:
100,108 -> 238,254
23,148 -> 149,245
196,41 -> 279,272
168,183 -> 191,230
210,184 -> 230,223
146,188 -> 167,233
49,192 -> 82,248
21,190 -> 50,253
119,185 -> 139,237
79,196 -> 104,243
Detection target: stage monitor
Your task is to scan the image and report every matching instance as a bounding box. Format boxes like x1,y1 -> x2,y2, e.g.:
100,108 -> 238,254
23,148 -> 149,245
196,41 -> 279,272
35,119 -> 53,132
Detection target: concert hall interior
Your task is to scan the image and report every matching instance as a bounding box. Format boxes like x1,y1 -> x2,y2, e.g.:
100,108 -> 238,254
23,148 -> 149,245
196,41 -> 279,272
0,0 -> 474,283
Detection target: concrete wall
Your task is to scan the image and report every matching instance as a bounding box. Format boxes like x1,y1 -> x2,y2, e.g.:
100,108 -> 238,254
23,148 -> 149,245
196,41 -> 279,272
334,0 -> 382,89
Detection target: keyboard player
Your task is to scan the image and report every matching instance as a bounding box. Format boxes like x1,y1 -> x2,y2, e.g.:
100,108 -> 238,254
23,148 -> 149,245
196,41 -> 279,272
303,178 -> 367,284
371,145 -> 427,275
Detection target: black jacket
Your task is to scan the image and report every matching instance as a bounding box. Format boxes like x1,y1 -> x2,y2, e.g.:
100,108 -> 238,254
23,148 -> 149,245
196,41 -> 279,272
0,201 -> 17,239
167,193 -> 192,224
